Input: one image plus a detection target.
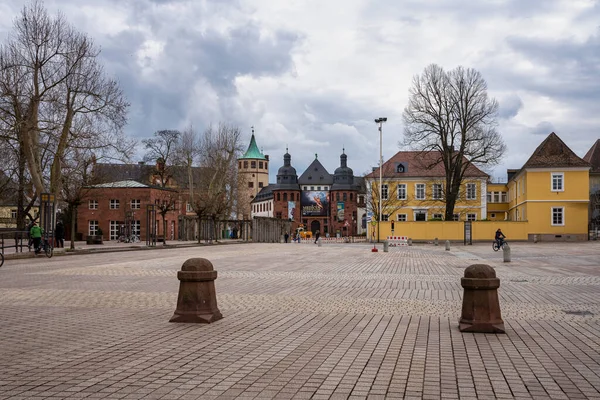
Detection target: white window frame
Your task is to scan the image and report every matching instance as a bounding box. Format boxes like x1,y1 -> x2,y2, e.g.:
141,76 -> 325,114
89,220 -> 99,236
415,183 -> 425,200
131,220 -> 141,237
453,213 -> 460,221
487,192 -> 492,202
109,221 -> 121,240
396,214 -> 407,222
432,213 -> 443,220
381,214 -> 389,222
414,210 -> 427,221
551,173 -> 564,192
551,207 -> 564,226
10,209 -> 17,219
467,213 -> 477,221
432,184 -> 443,200
397,184 -> 407,200
110,199 -> 120,210
89,200 -> 98,210
381,184 -> 389,200
501,192 -> 508,202
466,183 -> 477,200
130,199 -> 141,210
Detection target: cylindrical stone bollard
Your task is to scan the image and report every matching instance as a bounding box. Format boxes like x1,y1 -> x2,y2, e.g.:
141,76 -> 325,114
503,243 -> 511,262
383,240 -> 389,252
459,264 -> 505,333
318,238 -> 322,247
533,234 -> 538,243
434,238 -> 439,246
408,238 -> 412,246
170,258 -> 223,323
445,240 -> 450,251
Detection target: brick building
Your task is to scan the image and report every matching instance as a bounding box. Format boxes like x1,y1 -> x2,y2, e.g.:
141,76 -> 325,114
77,181 -> 180,241
251,146 -> 363,237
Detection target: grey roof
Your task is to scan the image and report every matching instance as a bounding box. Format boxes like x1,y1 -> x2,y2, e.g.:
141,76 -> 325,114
251,184 -> 275,203
273,152 -> 300,190
93,162 -> 207,190
331,152 -> 355,190
298,156 -> 333,185
91,180 -> 151,188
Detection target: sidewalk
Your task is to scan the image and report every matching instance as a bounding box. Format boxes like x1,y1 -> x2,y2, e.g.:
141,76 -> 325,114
0,241 -> 599,399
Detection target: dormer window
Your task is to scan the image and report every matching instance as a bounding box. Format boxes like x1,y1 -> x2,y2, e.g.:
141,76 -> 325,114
396,163 -> 406,173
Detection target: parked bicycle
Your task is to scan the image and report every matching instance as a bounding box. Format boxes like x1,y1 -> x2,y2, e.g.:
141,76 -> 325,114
492,238 -> 508,251
0,252 -> 4,267
117,234 -> 140,243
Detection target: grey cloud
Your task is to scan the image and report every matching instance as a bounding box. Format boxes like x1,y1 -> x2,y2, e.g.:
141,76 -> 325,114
531,121 -> 555,136
498,94 -> 523,119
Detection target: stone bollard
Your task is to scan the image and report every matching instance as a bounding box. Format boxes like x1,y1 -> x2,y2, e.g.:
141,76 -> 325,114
408,238 -> 412,246
445,240 -> 450,251
459,264 -> 505,333
170,258 -> 223,323
503,243 -> 511,263
533,234 -> 538,243
318,238 -> 322,247
434,237 -> 439,246
383,240 -> 388,252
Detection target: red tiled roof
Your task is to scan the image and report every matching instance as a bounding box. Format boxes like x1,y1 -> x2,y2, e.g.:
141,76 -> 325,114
521,132 -> 590,169
365,151 -> 488,179
583,139 -> 600,173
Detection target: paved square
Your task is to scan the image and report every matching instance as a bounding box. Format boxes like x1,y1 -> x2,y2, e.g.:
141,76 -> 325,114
0,241 -> 599,399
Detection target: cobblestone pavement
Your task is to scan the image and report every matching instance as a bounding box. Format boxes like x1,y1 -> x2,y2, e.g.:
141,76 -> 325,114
0,241 -> 599,399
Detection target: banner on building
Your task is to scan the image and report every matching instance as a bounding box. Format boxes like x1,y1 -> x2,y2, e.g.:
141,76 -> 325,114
301,191 -> 329,217
288,201 -> 296,220
337,202 -> 345,221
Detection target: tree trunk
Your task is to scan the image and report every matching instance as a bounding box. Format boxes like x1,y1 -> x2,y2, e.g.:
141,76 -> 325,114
70,205 -> 77,250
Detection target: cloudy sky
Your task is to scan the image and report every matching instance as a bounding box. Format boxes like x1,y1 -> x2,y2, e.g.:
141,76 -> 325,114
1,0 -> 599,181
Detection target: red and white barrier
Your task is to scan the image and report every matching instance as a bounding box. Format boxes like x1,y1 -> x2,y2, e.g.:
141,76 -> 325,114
386,236 -> 408,246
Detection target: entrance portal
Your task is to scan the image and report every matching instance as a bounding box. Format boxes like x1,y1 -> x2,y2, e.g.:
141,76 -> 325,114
310,220 -> 321,234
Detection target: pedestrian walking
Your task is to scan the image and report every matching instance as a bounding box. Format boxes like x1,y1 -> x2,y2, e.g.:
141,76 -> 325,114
284,232 -> 289,243
314,230 -> 321,244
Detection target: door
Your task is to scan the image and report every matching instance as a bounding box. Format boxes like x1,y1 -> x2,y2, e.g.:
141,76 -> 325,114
310,220 -> 320,235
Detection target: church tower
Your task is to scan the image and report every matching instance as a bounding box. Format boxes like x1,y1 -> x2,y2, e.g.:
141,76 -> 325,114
237,127 -> 269,219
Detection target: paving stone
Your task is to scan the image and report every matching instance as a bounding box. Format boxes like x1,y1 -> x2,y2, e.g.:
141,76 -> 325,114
0,242 -> 598,399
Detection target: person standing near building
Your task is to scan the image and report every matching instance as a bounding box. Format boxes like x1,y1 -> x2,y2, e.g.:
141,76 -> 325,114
30,222 -> 43,254
284,232 -> 289,243
314,230 -> 321,244
55,221 -> 65,248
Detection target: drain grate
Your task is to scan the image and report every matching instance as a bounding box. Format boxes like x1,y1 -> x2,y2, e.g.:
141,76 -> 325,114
510,279 -> 528,283
563,310 -> 594,316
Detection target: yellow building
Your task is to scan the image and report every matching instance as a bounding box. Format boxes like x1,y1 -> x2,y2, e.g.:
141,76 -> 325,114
367,133 -> 593,242
365,151 -> 488,240
506,132 -> 590,241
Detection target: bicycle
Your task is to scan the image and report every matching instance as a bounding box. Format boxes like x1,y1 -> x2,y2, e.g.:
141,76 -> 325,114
35,237 -> 53,258
0,252 -> 4,267
492,239 -> 508,251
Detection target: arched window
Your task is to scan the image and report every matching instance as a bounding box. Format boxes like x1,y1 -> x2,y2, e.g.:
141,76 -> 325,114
277,193 -> 281,201
283,193 -> 288,201
243,161 -> 248,169
350,193 -> 353,201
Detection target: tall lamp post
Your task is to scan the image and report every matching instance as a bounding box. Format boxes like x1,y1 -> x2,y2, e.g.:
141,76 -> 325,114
374,117 -> 387,243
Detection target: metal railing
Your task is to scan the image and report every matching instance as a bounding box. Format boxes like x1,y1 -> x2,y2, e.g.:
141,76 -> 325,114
0,230 -> 30,255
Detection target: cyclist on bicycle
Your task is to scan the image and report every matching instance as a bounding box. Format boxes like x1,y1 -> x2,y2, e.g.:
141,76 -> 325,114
30,222 -> 44,254
495,228 -> 506,248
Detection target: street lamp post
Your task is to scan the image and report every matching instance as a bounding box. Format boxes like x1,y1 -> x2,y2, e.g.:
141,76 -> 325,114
374,117 -> 387,243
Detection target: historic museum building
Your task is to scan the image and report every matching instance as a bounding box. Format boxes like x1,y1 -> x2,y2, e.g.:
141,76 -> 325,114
242,134 -> 365,236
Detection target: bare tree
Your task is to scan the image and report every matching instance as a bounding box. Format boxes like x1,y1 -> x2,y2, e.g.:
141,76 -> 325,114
192,123 -> 243,242
362,177 -> 410,241
402,64 -> 506,220
173,124 -> 201,205
154,189 -> 178,245
142,129 -> 181,187
0,0 -> 130,199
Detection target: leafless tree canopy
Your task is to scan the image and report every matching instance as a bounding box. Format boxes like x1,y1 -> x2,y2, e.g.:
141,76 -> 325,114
142,129 -> 181,187
0,0 -> 131,203
402,64 -> 506,219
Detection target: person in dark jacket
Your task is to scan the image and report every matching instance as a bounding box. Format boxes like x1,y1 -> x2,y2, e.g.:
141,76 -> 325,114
314,230 -> 321,244
55,221 -> 65,248
495,228 -> 506,248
